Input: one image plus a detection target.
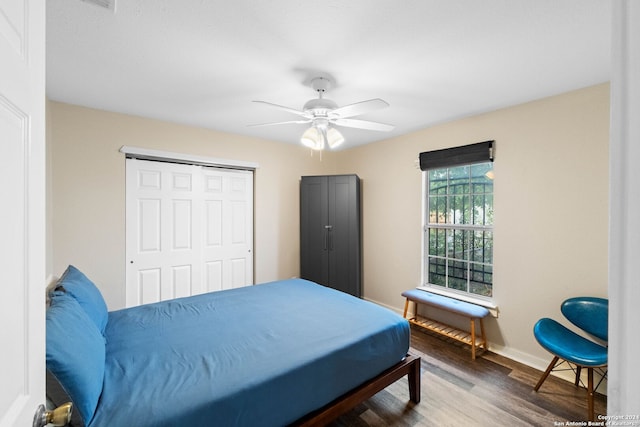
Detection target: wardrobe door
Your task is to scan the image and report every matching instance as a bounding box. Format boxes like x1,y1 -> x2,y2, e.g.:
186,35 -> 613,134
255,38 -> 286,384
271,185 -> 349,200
300,175 -> 361,297
300,176 -> 329,285
327,175 -> 361,297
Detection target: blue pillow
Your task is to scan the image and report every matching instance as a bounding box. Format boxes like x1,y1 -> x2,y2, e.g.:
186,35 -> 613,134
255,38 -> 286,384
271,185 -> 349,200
56,265 -> 108,334
46,293 -> 105,425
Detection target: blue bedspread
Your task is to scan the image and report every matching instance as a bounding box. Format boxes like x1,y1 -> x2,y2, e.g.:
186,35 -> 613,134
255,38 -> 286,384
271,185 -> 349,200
91,279 -> 409,427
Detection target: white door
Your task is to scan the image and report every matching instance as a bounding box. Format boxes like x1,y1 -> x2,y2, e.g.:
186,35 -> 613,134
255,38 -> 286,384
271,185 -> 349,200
0,0 -> 46,425
126,159 -> 253,307
201,166 -> 254,292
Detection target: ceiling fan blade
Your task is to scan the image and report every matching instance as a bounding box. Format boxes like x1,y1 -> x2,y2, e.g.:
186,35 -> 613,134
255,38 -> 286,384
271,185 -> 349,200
247,119 -> 311,127
333,118 -> 395,132
331,98 -> 390,118
252,100 -> 308,117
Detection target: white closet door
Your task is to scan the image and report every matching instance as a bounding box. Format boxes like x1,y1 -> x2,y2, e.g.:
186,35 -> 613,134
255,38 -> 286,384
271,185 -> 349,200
126,159 -> 253,307
201,166 -> 254,292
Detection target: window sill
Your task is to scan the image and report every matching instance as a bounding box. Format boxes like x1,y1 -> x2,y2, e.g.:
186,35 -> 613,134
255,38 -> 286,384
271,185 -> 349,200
417,285 -> 499,318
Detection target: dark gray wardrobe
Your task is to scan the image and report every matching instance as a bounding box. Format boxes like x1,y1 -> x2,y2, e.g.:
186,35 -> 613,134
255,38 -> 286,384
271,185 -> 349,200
300,174 -> 361,297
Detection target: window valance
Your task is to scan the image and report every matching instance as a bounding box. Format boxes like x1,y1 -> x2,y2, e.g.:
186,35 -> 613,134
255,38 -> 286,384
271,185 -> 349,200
419,140 -> 494,171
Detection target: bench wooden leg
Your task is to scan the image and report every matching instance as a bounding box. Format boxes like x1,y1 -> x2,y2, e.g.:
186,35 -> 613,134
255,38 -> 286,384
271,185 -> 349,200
470,318 -> 476,360
479,318 -> 487,351
403,298 -> 410,318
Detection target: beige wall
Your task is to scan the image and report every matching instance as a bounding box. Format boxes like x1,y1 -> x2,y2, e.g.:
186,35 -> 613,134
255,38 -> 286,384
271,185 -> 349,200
48,101 -> 337,309
48,82 -> 609,370
335,83 -> 609,369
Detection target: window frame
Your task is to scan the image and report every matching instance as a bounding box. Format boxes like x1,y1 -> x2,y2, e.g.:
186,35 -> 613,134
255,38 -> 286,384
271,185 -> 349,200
420,147 -> 496,307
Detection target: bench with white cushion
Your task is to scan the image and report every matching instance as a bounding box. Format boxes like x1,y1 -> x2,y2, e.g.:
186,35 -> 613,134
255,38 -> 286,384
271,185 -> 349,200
402,289 -> 490,359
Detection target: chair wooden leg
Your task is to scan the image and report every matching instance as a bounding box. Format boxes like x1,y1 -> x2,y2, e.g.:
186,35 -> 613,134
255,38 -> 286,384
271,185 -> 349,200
575,366 -> 582,387
535,356 -> 559,391
587,367 -> 594,421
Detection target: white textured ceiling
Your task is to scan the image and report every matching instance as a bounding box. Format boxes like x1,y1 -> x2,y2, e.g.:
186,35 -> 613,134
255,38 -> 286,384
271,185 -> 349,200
46,0 -> 611,150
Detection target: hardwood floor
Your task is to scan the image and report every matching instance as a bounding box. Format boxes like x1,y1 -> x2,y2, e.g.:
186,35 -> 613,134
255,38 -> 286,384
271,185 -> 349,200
331,326 -> 607,427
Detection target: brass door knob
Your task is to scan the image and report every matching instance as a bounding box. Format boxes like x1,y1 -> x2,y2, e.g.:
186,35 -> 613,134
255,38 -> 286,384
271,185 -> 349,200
33,402 -> 73,427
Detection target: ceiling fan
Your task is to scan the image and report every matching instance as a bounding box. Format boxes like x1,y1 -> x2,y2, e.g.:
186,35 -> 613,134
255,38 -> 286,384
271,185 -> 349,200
250,77 -> 394,150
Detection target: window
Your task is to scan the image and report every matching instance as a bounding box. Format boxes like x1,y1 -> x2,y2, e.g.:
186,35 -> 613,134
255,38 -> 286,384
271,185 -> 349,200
420,141 -> 494,300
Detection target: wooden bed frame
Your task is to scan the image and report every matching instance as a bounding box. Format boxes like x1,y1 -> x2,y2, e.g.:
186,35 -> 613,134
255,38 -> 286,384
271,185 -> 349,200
47,354 -> 421,427
293,354 -> 421,426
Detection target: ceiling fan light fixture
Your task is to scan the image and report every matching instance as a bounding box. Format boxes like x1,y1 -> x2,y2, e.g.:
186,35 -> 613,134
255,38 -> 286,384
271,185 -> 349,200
300,126 -> 324,150
326,127 -> 344,149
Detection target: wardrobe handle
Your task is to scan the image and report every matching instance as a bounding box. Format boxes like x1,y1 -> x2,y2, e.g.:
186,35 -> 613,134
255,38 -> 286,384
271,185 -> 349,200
324,225 -> 332,250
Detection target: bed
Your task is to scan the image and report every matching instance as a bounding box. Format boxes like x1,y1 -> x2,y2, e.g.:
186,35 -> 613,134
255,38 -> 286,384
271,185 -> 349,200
46,266 -> 420,427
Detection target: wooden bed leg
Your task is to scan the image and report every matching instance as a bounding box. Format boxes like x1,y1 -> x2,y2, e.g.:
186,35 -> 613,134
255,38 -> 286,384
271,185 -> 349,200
408,356 -> 421,403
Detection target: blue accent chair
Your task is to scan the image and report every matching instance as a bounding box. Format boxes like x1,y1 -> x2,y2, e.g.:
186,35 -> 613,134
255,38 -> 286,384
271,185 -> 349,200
533,297 -> 608,421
